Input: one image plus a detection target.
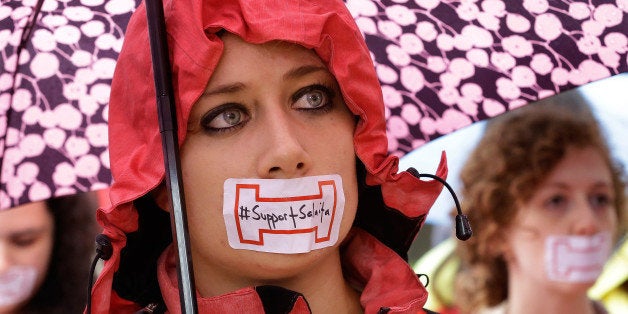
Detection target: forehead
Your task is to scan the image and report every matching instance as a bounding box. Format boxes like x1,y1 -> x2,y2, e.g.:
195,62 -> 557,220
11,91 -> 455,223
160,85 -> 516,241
0,201 -> 52,235
542,146 -> 612,186
214,34 -> 325,71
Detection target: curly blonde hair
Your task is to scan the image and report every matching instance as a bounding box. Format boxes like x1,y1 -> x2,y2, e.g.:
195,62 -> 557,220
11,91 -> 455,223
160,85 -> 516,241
454,99 -> 626,313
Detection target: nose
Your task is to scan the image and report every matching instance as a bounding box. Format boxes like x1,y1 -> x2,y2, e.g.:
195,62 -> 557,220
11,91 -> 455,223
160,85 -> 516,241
571,197 -> 602,236
256,110 -> 311,178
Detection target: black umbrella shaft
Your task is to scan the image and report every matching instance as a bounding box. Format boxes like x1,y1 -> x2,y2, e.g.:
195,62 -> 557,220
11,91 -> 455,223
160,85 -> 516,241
144,0 -> 198,313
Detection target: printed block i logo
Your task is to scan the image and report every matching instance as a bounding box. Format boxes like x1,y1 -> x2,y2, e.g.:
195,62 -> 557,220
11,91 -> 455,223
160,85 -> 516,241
222,175 -> 345,254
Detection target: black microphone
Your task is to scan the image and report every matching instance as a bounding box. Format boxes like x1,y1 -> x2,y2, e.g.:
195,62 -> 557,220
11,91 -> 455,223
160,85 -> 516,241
95,233 -> 113,260
406,167 -> 472,241
87,234 -> 114,313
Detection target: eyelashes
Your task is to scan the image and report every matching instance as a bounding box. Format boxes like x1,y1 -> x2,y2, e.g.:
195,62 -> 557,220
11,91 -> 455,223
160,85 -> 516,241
291,84 -> 336,112
200,103 -> 249,133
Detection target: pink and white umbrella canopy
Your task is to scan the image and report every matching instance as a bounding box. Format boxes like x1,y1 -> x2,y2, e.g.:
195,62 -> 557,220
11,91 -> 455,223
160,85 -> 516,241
0,0 -> 140,210
2,0 -> 626,209
345,0 -> 627,156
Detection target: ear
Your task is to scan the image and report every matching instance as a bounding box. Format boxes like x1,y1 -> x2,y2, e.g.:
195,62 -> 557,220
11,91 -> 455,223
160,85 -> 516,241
151,183 -> 171,212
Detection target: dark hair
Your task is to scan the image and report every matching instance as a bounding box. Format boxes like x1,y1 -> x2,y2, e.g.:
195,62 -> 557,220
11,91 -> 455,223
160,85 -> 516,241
20,192 -> 100,314
454,99 -> 626,313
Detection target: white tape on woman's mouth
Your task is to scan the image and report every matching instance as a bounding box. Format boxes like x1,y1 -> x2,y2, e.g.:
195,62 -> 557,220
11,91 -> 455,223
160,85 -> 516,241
545,232 -> 612,283
0,265 -> 38,307
223,174 -> 345,254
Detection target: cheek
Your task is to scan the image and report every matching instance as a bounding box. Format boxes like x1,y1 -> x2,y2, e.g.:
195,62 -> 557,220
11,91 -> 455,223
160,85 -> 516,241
180,139 -> 232,200
22,236 -> 54,290
332,117 -> 358,217
504,230 -> 546,267
340,177 -> 359,233
316,115 -> 356,167
328,131 -> 358,238
602,209 -> 618,231
38,232 -> 54,269
180,142 -> 249,254
181,153 -> 228,226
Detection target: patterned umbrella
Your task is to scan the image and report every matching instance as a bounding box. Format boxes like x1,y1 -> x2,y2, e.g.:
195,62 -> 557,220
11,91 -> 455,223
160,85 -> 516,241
4,0 -> 625,211
399,72 -> 628,227
344,0 -> 628,157
0,0 -> 140,210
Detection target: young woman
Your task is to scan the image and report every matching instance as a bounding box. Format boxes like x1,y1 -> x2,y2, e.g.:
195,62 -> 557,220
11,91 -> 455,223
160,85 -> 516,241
0,193 -> 99,314
89,0 -> 447,313
454,103 -> 626,314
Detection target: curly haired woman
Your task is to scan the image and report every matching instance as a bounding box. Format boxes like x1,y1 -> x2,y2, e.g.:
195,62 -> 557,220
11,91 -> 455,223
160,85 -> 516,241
454,102 -> 626,314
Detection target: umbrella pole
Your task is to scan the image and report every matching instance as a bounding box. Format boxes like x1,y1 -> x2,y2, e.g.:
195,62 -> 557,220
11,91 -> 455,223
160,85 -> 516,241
144,0 -> 198,313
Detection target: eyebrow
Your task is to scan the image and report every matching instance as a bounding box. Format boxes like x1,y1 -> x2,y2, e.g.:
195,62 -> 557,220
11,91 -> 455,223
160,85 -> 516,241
544,181 -> 612,190
202,65 -> 329,98
283,64 -> 329,81
202,82 -> 246,98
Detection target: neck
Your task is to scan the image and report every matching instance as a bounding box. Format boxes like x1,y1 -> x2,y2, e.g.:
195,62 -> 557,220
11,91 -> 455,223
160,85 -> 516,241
270,250 -> 362,314
194,248 -> 362,313
507,272 -> 595,314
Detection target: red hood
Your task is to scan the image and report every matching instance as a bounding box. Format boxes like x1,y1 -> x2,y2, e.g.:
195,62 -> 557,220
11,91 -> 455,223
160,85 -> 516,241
92,0 -> 447,312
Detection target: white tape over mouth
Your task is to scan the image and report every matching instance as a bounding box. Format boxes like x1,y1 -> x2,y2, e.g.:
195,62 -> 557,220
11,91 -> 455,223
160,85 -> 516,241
545,232 -> 612,283
223,174 -> 345,254
0,265 -> 38,307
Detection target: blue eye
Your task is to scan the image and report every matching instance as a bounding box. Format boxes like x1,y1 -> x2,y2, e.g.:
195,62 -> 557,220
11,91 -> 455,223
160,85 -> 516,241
292,84 -> 335,111
220,109 -> 242,126
201,104 -> 249,133
300,90 -> 326,108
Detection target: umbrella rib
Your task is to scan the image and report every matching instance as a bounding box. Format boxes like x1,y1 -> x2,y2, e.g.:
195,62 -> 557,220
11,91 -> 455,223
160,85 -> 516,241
1,0 -> 45,185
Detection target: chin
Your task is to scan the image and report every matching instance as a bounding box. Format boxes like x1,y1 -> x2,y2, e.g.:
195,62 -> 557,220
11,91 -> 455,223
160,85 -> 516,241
231,247 -> 337,285
550,281 -> 595,296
